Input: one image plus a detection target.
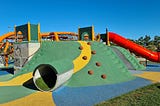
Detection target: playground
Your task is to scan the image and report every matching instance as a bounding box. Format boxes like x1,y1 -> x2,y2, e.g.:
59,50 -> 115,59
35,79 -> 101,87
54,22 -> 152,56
0,23 -> 160,106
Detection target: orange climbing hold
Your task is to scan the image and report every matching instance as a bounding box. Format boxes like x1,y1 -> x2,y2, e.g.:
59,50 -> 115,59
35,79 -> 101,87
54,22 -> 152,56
101,74 -> 107,79
87,42 -> 91,45
91,50 -> 96,55
96,62 -> 101,67
82,56 -> 87,60
88,70 -> 94,75
79,46 -> 83,50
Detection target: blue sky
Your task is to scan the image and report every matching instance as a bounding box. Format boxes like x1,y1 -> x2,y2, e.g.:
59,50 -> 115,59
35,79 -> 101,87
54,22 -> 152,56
0,0 -> 160,39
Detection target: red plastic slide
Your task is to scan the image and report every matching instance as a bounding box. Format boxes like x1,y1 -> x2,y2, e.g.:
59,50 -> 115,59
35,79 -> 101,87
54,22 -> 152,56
109,32 -> 160,62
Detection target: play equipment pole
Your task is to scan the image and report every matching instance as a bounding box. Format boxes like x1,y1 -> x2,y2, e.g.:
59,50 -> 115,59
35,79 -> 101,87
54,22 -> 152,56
38,23 -> 41,42
27,22 -> 31,42
106,28 -> 110,46
92,25 -> 94,41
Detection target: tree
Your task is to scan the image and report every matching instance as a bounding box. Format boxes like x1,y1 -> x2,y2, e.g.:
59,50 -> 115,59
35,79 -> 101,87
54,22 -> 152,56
136,36 -> 144,45
135,35 -> 151,47
154,36 -> 160,47
143,35 -> 151,46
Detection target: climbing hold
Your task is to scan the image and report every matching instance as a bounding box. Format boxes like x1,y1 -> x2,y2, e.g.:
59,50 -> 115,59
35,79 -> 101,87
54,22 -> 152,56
88,70 -> 94,75
82,56 -> 87,60
91,50 -> 96,55
87,42 -> 91,45
101,74 -> 106,79
96,62 -> 101,67
79,46 -> 83,50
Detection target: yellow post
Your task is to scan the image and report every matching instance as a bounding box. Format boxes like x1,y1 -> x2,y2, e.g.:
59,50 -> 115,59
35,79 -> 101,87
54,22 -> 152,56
106,28 -> 110,46
4,41 -> 9,54
55,33 -> 59,41
92,25 -> 94,41
27,22 -> 31,42
38,23 -> 41,42
5,55 -> 8,67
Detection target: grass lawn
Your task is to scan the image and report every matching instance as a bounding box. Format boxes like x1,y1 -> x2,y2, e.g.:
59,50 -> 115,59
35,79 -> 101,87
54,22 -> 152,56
95,83 -> 160,106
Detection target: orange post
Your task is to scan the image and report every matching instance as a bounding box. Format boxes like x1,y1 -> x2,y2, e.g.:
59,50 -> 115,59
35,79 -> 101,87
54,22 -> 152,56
4,55 -> 8,67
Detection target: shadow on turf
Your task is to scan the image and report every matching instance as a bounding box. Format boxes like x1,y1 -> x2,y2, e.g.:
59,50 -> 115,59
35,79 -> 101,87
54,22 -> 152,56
156,85 -> 160,89
147,64 -> 160,67
23,78 -> 39,91
0,68 -> 14,74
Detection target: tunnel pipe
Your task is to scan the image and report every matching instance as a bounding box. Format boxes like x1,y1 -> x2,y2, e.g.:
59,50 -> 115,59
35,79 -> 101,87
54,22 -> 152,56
109,32 -> 160,62
33,64 -> 73,91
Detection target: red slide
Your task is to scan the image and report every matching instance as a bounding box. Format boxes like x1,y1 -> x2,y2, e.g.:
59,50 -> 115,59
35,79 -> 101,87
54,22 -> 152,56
109,32 -> 160,62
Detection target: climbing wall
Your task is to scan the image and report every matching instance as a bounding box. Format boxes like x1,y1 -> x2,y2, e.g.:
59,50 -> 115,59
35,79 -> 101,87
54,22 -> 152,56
0,41 -> 148,106
67,41 -> 135,87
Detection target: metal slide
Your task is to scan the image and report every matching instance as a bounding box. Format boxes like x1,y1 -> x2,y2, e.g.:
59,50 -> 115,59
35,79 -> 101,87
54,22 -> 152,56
109,32 -> 160,62
111,46 -> 134,70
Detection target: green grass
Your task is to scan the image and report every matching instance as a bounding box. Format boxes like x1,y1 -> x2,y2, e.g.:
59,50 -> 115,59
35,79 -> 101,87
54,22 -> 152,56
95,83 -> 160,106
35,77 -> 50,91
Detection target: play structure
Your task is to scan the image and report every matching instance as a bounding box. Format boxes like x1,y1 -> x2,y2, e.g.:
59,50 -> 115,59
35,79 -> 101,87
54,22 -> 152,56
0,23 -> 160,106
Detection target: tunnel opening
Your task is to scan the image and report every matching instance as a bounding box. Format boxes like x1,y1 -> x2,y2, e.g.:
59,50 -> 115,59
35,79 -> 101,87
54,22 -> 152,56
33,64 -> 57,91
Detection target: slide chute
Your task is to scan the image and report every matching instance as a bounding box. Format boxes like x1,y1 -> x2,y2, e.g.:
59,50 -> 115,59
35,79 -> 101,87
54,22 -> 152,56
109,32 -> 160,62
